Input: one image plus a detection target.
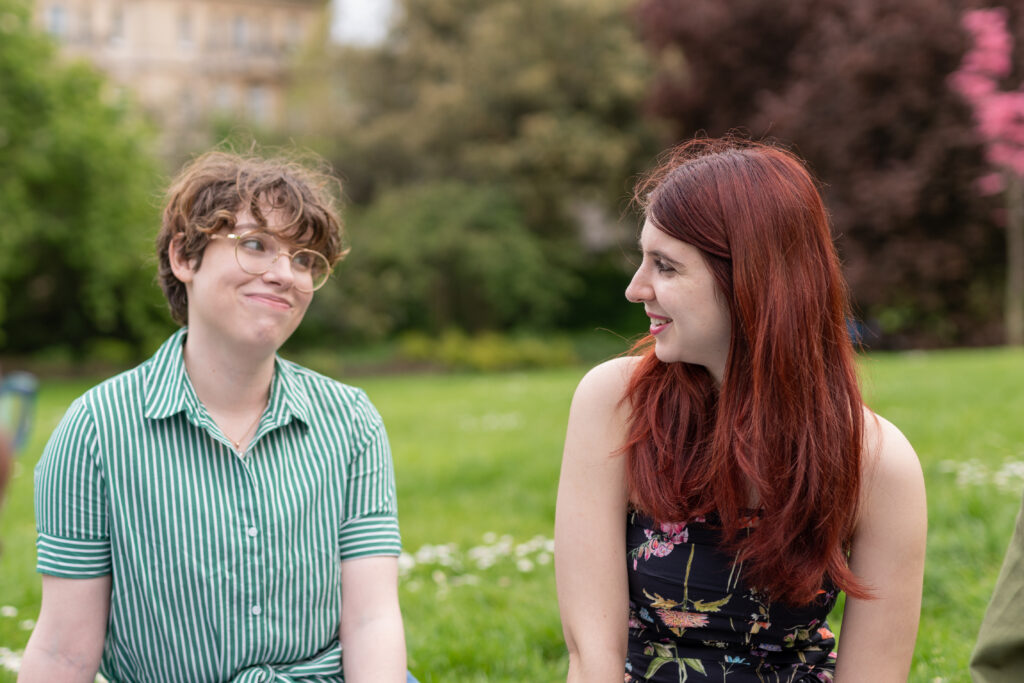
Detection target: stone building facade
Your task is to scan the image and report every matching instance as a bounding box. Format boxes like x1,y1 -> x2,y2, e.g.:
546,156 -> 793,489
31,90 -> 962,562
34,0 -> 327,152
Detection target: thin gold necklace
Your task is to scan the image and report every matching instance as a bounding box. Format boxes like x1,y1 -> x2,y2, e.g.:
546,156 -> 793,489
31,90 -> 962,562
225,403 -> 266,451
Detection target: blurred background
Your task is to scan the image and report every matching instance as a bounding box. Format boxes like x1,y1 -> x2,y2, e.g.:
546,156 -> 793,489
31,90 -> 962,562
3,0 -> 1023,372
4,3 -> 1024,680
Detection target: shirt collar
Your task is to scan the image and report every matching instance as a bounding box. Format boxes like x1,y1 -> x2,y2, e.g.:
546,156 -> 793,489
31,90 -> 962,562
143,328 -> 311,431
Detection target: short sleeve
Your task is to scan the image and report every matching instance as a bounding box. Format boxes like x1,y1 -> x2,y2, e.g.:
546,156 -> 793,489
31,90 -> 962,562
338,408 -> 401,561
34,398 -> 112,578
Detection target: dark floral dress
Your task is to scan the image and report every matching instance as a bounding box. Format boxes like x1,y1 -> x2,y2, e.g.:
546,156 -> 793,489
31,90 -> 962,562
626,511 -> 838,682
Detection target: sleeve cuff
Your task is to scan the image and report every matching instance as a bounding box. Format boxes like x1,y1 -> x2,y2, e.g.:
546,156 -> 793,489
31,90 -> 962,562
339,515 -> 401,560
36,532 -> 112,578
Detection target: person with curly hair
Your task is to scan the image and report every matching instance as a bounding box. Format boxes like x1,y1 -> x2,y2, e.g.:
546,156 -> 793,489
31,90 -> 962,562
21,149 -> 411,683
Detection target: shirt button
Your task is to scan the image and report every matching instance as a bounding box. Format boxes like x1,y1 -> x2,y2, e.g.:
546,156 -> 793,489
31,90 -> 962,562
247,527 -> 258,537
251,605 -> 262,616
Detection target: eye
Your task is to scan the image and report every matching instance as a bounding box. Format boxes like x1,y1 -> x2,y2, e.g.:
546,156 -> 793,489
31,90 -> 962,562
653,258 -> 674,274
291,251 -> 315,272
238,234 -> 269,253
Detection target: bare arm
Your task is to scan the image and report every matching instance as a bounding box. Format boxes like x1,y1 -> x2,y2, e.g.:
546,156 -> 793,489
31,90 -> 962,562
834,412 -> 927,682
339,555 -> 406,683
555,358 -> 635,683
18,574 -> 111,683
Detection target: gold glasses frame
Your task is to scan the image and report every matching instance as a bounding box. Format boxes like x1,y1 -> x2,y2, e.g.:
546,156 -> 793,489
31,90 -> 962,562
209,230 -> 332,292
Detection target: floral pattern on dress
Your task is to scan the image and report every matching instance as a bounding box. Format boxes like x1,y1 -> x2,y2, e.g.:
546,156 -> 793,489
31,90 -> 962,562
626,511 -> 838,682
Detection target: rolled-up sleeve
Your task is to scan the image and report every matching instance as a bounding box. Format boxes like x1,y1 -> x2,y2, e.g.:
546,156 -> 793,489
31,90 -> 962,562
338,410 -> 401,561
34,398 -> 111,578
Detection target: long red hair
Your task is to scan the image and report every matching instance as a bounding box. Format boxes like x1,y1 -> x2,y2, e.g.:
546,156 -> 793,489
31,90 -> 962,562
624,138 -> 869,605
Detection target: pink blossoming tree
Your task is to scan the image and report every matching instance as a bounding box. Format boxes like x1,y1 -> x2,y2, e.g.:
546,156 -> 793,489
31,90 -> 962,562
951,7 -> 1024,345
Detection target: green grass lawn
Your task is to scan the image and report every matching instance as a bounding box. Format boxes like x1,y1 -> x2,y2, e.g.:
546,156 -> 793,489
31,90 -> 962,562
1,347 -> 1022,681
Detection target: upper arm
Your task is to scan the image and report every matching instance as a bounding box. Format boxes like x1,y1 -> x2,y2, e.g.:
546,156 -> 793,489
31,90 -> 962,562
340,555 -> 401,630
834,411 -> 927,681
34,399 -> 112,578
339,398 -> 401,560
338,556 -> 406,683
19,574 -> 111,682
555,358 -> 635,681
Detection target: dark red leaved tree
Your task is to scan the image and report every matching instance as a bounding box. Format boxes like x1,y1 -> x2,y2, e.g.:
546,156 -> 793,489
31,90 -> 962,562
635,0 -> 1024,347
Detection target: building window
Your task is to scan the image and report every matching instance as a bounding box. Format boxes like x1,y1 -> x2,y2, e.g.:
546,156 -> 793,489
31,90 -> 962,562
253,18 -> 269,51
45,4 -> 68,38
232,15 -> 248,50
109,6 -> 124,45
181,88 -> 196,125
178,12 -> 193,48
246,85 -> 269,125
213,84 -> 233,113
77,7 -> 92,42
285,16 -> 301,50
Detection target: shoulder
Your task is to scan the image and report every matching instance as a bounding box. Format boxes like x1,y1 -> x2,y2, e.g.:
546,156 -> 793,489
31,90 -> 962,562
570,355 -> 643,415
280,360 -> 373,407
54,363 -> 149,430
563,356 -> 643,463
84,364 -> 147,404
856,407 -> 926,532
279,360 -> 384,429
861,408 -> 923,490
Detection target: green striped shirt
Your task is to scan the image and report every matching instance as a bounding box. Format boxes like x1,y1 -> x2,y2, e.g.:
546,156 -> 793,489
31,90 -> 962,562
34,328 -> 401,683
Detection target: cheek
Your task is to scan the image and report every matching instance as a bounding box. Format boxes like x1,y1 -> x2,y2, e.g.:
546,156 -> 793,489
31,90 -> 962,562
293,294 -> 314,317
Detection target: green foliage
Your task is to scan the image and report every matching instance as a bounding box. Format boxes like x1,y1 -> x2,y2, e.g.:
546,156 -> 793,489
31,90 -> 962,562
398,329 -> 578,371
295,182 -> 575,343
311,0 -> 655,207
0,0 -> 169,355
287,0 -> 658,339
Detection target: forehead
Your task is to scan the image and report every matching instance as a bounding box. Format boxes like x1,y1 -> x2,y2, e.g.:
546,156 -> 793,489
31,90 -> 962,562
639,220 -> 701,260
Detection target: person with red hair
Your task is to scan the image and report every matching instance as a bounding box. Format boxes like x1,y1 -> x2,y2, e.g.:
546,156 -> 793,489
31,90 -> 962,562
555,138 -> 927,682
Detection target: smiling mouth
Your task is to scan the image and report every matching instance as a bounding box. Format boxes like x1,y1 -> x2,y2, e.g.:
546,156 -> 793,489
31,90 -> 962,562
248,293 -> 292,310
648,316 -> 673,334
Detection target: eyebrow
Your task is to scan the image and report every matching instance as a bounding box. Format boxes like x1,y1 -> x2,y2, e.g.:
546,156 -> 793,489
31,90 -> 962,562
637,240 -> 682,268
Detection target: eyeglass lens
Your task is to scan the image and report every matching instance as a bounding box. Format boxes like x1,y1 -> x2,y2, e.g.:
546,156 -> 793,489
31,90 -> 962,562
233,232 -> 330,291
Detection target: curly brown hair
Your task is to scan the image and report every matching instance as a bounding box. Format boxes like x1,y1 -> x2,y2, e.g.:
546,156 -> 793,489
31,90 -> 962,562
156,149 -> 346,325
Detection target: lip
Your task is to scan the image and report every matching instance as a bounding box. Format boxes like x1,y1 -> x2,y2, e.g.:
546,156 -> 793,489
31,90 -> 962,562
246,292 -> 293,310
646,312 -> 672,336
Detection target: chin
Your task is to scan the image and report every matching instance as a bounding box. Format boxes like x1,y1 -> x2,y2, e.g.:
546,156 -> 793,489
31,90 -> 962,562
652,344 -> 682,364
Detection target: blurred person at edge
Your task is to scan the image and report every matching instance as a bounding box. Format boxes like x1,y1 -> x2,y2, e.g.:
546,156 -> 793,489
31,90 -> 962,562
555,138 -> 927,682
971,492 -> 1024,681
19,150 -> 414,683
0,395 -> 10,509
0,364 -> 21,510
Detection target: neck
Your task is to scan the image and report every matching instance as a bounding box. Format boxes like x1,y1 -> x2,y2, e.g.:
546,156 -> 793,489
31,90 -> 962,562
181,328 -> 275,416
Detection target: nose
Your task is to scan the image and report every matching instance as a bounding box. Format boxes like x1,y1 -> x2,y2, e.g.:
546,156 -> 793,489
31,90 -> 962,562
262,253 -> 296,287
625,265 -> 652,304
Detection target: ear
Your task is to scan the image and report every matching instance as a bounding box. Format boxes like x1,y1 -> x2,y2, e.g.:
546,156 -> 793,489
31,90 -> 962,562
167,233 -> 197,284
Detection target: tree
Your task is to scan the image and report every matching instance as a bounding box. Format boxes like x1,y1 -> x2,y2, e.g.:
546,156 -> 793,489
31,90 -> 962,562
308,0 -> 655,213
635,0 -> 1018,347
0,0 -> 168,356
951,7 -> 1024,345
288,0 -> 659,336
290,181 -> 571,344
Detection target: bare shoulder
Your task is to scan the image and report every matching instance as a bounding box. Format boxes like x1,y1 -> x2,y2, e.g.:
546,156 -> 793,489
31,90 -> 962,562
857,407 -> 926,528
563,356 -> 643,469
571,355 -> 642,412
861,408 -> 922,484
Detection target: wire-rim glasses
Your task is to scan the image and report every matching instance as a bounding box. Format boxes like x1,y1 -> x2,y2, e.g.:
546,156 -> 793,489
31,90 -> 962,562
210,230 -> 332,292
